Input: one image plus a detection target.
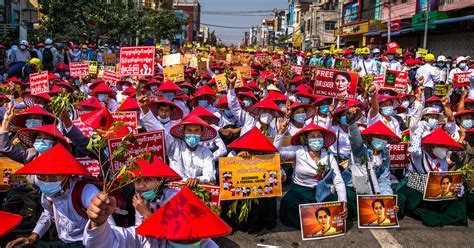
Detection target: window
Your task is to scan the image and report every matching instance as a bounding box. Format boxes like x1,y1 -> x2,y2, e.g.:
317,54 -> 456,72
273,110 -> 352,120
324,21 -> 336,31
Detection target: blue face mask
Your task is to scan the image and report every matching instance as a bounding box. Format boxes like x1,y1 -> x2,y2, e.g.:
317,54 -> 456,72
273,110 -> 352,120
294,113 -> 306,123
380,106 -> 394,116
33,138 -> 54,153
97,93 -> 108,102
308,138 -> 324,151
298,97 -> 311,104
141,189 -> 157,201
459,63 -> 467,70
182,88 -> 190,95
319,105 -> 329,115
150,85 -> 158,91
223,109 -> 233,118
340,116 -> 347,126
461,119 -> 473,129
371,137 -> 387,151
278,103 -> 286,112
243,99 -> 252,107
432,105 -> 442,112
427,118 -> 439,129
74,79 -> 81,85
201,79 -> 208,85
290,85 -> 296,91
37,180 -> 63,197
184,134 -> 201,148
215,70 -> 221,74
437,62 -> 445,67
26,119 -> 43,128
163,93 -> 174,100
198,100 -> 208,107
157,115 -> 170,124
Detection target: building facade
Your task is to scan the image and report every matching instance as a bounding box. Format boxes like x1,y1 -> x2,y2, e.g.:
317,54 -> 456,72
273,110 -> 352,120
173,0 -> 200,44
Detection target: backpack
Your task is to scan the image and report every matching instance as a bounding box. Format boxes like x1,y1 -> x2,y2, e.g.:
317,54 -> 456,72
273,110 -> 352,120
2,188 -> 43,236
43,48 -> 54,65
71,180 -> 133,227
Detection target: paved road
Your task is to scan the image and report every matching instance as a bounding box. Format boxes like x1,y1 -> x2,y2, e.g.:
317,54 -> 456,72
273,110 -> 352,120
214,217 -> 474,247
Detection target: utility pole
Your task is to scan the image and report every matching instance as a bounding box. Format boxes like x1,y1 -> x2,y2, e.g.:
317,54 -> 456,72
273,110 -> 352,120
336,0 -> 343,49
423,0 -> 431,48
387,0 -> 392,43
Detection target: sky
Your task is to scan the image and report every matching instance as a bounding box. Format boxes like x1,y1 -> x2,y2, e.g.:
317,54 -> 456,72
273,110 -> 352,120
199,0 -> 289,45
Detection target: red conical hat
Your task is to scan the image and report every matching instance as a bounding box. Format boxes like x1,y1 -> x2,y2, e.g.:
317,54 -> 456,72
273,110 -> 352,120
379,87 -> 398,97
135,187 -> 232,240
188,106 -> 220,125
237,91 -> 259,104
295,89 -> 317,102
290,75 -> 304,84
425,95 -> 442,104
291,84 -> 310,93
174,93 -> 190,101
385,48 -> 398,55
228,127 -> 278,152
268,90 -> 289,102
89,79 -> 104,90
48,72 -> 60,81
118,97 -> 140,112
248,97 -> 284,118
55,81 -> 73,92
170,115 -> 217,142
332,100 -> 365,125
397,93 -> 416,103
76,97 -> 104,110
215,95 -> 242,109
0,211 -> 22,237
454,110 -> 474,122
23,93 -> 51,108
122,86 -> 136,96
148,97 -> 183,121
190,85 -> 216,107
48,85 -> 62,96
245,80 -> 260,91
116,80 -> 132,91
422,128 -> 464,150
133,156 -> 182,179
89,83 -> 116,96
291,123 -> 336,148
80,108 -> 114,130
290,102 -> 316,120
361,121 -> 401,144
9,76 -> 21,84
375,94 -> 400,108
10,105 -> 56,128
17,124 -> 71,150
56,62 -> 68,70
156,80 -> 184,94
15,144 -> 90,176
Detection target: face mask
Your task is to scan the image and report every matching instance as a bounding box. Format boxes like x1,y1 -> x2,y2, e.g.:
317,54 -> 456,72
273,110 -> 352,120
65,72 -> 70,77
243,99 -> 252,107
387,55 -> 394,61
223,109 -> 233,118
427,118 -> 439,129
26,119 -> 43,128
150,85 -> 158,91
308,138 -> 324,151
278,103 -> 286,112
74,79 -> 81,85
33,138 -> 54,153
371,137 -> 387,151
184,134 -> 201,148
401,100 -> 410,108
294,113 -> 306,123
461,119 -> 473,129
380,106 -> 394,116
259,113 -> 273,125
19,45 -> 27,50
37,180 -> 63,197
346,55 -> 353,59
201,79 -> 207,85
433,147 -> 448,160
319,105 -> 329,115
437,62 -> 445,67
157,115 -> 170,124
141,189 -> 157,201
25,87 -> 30,91
198,100 -> 208,107
215,70 -> 221,74
432,105 -> 442,112
163,93 -> 174,100
182,88 -> 189,95
459,63 -> 467,70
122,85 -> 129,91
45,45 -> 52,49
169,241 -> 201,248
340,116 -> 347,126
289,85 -> 296,91
97,93 -> 108,102
298,97 -> 310,104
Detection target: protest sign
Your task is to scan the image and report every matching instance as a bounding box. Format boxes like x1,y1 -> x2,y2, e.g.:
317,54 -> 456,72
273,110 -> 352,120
198,61 -> 208,75
168,181 -> 221,208
0,157 -> 28,189
389,142 -> 409,169
163,65 -> 185,82
234,65 -> 251,79
434,83 -> 448,97
453,72 -> 470,88
299,201 -> 346,240
272,60 -> 282,68
384,70 -> 408,89
70,62 -> 90,78
107,130 -> 166,171
314,69 -> 358,99
334,58 -> 352,71
163,53 -> 181,67
293,66 -> 303,75
215,73 -> 227,92
102,70 -> 120,86
373,75 -> 385,89
103,53 -> 117,65
29,71 -> 49,95
387,42 -> 400,49
423,171 -> 462,201
112,111 -> 138,128
357,195 -> 399,228
86,61 -> 98,74
417,48 -> 428,58
72,119 -> 95,138
218,154 -> 282,200
119,46 -> 155,76
77,158 -> 100,178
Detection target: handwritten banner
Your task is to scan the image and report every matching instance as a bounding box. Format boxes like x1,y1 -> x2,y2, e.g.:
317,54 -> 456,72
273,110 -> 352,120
72,119 -> 95,138
299,201 -> 346,240
357,195 -> 399,228
314,69 -> 358,99
163,65 -> 185,82
77,157 -> 100,178
272,60 -> 282,68
218,154 -> 282,200
112,111 -> 138,128
85,61 -> 98,74
453,72 -> 470,88
102,70 -> 120,86
119,46 -> 155,76
70,62 -> 90,78
29,71 -> 49,95
423,171 -> 462,201
234,65 -> 251,79
293,66 -> 303,75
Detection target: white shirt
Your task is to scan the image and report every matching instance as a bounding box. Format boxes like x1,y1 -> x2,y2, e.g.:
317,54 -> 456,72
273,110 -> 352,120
329,126 -> 351,156
381,60 -> 402,76
368,112 -> 401,137
357,58 -> 377,77
416,63 -> 440,88
312,114 -> 332,129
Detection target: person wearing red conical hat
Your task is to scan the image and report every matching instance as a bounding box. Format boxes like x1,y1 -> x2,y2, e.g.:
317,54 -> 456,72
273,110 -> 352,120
143,78 -> 160,92
80,107 -> 114,130
179,81 -> 195,96
54,80 -> 74,93
23,93 -> 51,108
368,86 -> 402,137
455,110 -> 474,131
268,90 -> 290,112
76,96 -> 104,115
280,102 -> 316,136
237,91 -> 258,109
311,94 -> 334,128
84,187 -> 228,247
381,48 -> 402,76
0,211 -> 22,237
116,80 -> 132,92
89,83 -> 119,112
117,96 -> 140,112
7,144 -> 114,248
288,75 -> 304,91
294,89 -> 317,105
10,105 -> 56,128
48,72 -> 60,82
276,121 -> 347,229
141,97 -> 183,131
154,80 -> 189,115
397,128 -> 466,227
189,84 -> 217,109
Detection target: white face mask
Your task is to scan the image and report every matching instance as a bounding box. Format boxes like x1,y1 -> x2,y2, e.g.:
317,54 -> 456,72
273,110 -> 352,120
259,113 -> 273,125
433,147 -> 448,160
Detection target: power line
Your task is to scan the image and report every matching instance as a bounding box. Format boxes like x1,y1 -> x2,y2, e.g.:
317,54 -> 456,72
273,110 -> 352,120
201,23 -> 251,29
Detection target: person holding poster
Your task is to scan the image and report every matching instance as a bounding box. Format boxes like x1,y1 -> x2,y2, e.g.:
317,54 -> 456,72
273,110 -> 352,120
398,128 -> 467,227
381,48 -> 402,76
312,95 -> 333,129
368,87 -> 402,137
155,80 -> 190,116
279,102 -> 316,136
275,122 -> 347,229
88,83 -> 119,112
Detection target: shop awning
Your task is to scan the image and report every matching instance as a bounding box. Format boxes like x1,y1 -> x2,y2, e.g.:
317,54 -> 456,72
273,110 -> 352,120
382,28 -> 412,37
433,15 -> 474,25
364,31 -> 382,37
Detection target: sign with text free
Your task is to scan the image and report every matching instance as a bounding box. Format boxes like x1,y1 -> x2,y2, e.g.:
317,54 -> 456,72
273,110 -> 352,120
119,46 -> 155,76
389,142 -> 409,169
29,71 -> 49,95
314,68 -> 358,100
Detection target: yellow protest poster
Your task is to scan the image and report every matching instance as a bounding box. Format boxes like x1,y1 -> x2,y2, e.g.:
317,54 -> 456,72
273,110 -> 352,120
417,48 -> 428,58
234,71 -> 244,88
218,154 -> 282,200
234,65 -> 251,79
0,157 -> 28,189
85,61 -> 98,74
164,65 -> 185,82
226,54 -> 232,64
215,73 -> 228,92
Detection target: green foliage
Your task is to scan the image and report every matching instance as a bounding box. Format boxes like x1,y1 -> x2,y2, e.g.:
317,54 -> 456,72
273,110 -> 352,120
457,164 -> 474,182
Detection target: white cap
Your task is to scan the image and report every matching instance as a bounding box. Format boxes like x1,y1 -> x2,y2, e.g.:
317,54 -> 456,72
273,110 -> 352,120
456,56 -> 467,64
19,40 -> 28,46
437,55 -> 447,62
372,48 -> 380,54
45,38 -> 53,45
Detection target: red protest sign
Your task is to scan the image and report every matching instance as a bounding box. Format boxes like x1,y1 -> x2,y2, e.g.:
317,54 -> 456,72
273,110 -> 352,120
389,142 -> 409,169
107,130 -> 166,171
314,69 -> 358,100
77,158 -> 100,177
384,70 -> 407,89
373,75 -> 385,89
387,41 -> 400,49
272,60 -> 282,68
168,181 -> 221,208
112,111 -> 138,128
70,62 -> 90,78
102,70 -> 120,86
453,72 -> 470,88
29,71 -> 49,95
72,119 -> 95,138
293,66 -> 303,75
119,46 -> 155,76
